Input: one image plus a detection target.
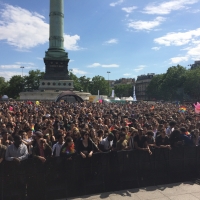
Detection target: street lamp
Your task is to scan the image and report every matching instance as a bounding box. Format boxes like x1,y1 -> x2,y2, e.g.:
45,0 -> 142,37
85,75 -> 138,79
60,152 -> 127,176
20,66 -> 24,77
107,71 -> 111,97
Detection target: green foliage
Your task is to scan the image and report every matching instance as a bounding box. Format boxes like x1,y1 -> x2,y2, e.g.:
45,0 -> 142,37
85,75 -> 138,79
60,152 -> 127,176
69,72 -> 81,91
0,77 -> 9,96
183,67 -> 200,100
6,75 -> 24,99
146,74 -> 164,100
90,76 -> 108,95
24,70 -> 44,91
114,84 -> 133,97
146,64 -> 200,101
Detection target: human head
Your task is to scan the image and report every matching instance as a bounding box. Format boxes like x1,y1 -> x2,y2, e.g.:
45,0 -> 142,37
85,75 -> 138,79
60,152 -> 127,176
108,133 -> 114,141
81,130 -> 89,139
169,121 -> 176,128
1,129 -> 9,140
138,128 -> 144,136
146,130 -> 154,138
57,134 -> 64,144
119,132 -> 126,141
13,135 -> 22,148
65,136 -> 74,147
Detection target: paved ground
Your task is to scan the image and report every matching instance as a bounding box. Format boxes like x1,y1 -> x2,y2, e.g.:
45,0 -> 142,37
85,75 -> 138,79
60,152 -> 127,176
58,182 -> 200,200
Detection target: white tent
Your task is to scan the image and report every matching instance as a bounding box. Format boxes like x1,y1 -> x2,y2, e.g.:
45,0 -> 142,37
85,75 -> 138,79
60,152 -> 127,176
126,96 -> 133,101
1,95 -> 8,99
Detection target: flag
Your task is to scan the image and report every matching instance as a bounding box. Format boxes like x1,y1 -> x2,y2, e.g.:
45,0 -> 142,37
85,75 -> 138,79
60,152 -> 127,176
179,106 -> 186,113
150,105 -> 154,110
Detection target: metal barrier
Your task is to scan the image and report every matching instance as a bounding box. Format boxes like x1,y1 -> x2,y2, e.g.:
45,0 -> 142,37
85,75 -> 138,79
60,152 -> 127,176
0,146 -> 199,200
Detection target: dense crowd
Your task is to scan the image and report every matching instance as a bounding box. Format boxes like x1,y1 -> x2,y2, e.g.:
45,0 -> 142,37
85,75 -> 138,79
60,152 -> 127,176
0,100 -> 200,164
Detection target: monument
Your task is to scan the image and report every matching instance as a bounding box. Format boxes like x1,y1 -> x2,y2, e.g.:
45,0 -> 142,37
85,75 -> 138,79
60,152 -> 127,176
20,0 -> 91,101
39,0 -> 73,90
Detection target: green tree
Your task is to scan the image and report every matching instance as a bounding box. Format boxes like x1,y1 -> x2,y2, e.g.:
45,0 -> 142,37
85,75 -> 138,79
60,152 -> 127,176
6,75 -> 24,99
78,76 -> 91,92
146,74 -> 165,100
183,67 -> 200,101
114,84 -> 133,98
69,72 -> 82,91
159,65 -> 187,101
90,76 -> 108,95
24,70 -> 44,91
0,77 -> 9,96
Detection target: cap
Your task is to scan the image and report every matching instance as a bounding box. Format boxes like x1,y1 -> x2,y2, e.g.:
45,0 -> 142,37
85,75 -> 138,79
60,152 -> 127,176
34,131 -> 43,138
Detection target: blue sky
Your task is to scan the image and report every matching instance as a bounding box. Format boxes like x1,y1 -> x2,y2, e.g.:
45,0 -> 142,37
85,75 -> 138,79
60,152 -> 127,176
0,0 -> 200,81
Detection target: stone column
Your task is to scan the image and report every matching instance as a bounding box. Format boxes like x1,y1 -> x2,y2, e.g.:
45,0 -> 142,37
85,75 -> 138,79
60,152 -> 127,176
49,0 -> 64,51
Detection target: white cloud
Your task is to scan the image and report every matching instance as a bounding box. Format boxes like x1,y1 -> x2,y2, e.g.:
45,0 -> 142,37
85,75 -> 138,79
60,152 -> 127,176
170,56 -> 189,64
103,38 -> 118,45
123,73 -> 131,76
143,0 -> 198,15
87,63 -> 119,68
0,71 -> 26,80
37,57 -> 43,60
155,28 -> 200,63
187,44 -> 200,60
15,62 -> 34,66
122,6 -> 137,13
0,4 -> 81,51
154,28 -> 200,46
128,17 -> 165,31
64,34 -> 81,51
152,47 -> 160,51
134,65 -> 146,72
110,0 -> 124,7
102,64 -> 119,68
0,64 -> 33,69
71,68 -> 87,75
87,63 -> 101,68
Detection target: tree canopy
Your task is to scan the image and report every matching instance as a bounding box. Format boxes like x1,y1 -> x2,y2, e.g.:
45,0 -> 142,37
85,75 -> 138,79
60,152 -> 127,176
146,65 -> 200,101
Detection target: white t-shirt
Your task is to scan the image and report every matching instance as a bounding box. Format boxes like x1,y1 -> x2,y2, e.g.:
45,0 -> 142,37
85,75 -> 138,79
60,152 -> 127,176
166,127 -> 174,136
52,142 -> 64,157
100,137 -> 113,150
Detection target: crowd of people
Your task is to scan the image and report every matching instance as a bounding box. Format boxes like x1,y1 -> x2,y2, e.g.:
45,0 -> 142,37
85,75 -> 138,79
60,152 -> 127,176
0,100 -> 200,164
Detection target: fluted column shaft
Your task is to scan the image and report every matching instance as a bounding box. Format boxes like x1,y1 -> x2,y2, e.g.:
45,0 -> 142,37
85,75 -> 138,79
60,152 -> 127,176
49,0 -> 64,50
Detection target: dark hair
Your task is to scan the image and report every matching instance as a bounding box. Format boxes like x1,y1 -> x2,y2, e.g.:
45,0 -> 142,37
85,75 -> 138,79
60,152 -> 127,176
169,121 -> 176,126
13,135 -> 21,141
65,136 -> 73,145
146,130 -> 154,136
81,130 -> 89,138
57,134 -> 63,140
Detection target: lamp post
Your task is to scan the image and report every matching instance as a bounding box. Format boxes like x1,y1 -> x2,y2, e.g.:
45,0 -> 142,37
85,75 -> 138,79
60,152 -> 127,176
20,66 -> 24,77
107,71 -> 110,97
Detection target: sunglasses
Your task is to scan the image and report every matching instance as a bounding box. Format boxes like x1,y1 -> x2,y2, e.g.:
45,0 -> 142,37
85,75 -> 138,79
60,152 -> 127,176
84,134 -> 89,136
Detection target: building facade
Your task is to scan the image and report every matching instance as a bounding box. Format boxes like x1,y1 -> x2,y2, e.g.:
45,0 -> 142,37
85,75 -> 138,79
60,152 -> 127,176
135,73 -> 155,100
190,60 -> 200,70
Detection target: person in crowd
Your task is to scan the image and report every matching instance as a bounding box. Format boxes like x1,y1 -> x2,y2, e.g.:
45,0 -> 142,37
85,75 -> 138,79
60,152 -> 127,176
134,128 -> 152,155
169,130 -> 183,147
112,129 -> 120,150
190,129 -> 200,146
166,121 -> 176,136
5,135 -> 28,162
156,129 -> 171,149
116,132 -> 128,151
52,134 -> 65,157
76,130 -> 94,158
60,136 -> 76,157
128,128 -> 138,150
179,127 -> 193,146
146,130 -> 155,147
32,135 -> 52,163
1,129 -> 13,146
99,133 -> 114,152
0,138 -> 7,163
